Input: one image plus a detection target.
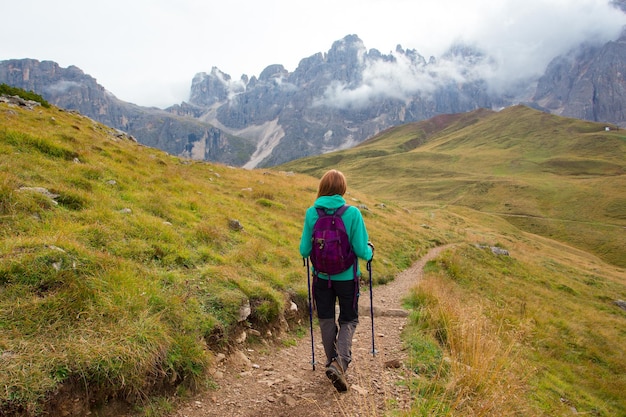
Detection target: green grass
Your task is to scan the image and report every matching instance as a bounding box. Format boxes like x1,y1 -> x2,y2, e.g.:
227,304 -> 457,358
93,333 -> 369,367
281,106 -> 626,416
280,105 -> 626,268
2,100 -> 625,416
396,219 -> 625,416
0,101 -> 434,415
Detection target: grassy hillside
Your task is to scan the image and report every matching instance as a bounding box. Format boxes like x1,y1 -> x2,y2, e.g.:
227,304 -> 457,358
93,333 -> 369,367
0,100 -> 443,415
280,105 -> 626,268
2,99 -> 625,416
400,209 -> 626,416
280,106 -> 626,416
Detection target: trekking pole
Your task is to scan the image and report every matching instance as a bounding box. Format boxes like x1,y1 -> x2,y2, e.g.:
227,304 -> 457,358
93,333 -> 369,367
304,257 -> 316,370
367,258 -> 377,356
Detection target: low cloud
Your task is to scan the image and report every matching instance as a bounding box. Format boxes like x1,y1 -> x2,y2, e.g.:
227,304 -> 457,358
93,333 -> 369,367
44,80 -> 82,95
317,0 -> 626,110
315,50 -> 497,109
466,0 -> 626,87
4,0 -> 625,108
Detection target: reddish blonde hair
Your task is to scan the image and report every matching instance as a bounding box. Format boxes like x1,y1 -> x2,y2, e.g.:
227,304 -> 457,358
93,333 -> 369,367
317,169 -> 347,198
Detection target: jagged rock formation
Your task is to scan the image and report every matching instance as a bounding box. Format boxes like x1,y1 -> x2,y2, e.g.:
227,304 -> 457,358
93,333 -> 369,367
533,30 -> 626,125
173,35 -> 507,168
0,59 -> 254,166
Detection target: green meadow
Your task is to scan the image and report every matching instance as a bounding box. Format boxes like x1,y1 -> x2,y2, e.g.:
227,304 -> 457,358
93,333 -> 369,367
280,106 -> 626,416
1,93 -> 625,416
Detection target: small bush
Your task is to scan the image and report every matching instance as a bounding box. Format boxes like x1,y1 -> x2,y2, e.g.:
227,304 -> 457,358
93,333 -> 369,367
256,198 -> 275,207
55,191 -> 87,210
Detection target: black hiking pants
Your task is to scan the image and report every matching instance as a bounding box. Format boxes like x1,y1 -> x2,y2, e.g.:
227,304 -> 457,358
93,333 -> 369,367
314,277 -> 359,370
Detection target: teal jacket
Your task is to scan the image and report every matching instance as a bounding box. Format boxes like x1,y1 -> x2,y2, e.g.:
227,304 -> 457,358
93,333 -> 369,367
299,195 -> 373,281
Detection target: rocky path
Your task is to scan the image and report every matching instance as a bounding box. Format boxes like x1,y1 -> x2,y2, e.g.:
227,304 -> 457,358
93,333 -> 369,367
170,246 -> 449,417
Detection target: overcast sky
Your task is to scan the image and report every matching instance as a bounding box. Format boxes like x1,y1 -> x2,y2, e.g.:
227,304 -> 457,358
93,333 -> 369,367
2,0 -> 625,108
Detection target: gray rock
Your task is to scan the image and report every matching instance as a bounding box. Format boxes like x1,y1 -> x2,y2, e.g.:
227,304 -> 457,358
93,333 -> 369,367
18,187 -> 59,204
0,94 -> 41,109
229,219 -> 244,231
491,247 -> 510,256
238,300 -> 251,322
534,31 -> 626,127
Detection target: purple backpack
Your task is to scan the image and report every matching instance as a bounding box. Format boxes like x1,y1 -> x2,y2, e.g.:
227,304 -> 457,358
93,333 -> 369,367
310,205 -> 357,276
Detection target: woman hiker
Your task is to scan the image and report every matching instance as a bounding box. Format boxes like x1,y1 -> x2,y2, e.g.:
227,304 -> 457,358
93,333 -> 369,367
299,169 -> 374,392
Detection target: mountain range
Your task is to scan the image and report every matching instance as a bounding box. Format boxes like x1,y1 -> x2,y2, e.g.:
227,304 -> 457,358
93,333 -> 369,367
2,13 -> 626,168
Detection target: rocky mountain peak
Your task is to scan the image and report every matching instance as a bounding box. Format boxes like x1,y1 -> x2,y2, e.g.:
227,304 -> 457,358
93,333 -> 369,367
3,21 -> 626,169
189,67 -> 247,107
259,64 -> 288,81
533,35 -> 626,125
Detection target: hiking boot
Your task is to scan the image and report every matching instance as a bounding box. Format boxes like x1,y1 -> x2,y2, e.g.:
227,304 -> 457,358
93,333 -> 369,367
325,360 -> 348,392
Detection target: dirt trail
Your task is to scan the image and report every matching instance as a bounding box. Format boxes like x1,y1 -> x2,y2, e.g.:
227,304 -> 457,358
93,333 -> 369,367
170,246 -> 450,417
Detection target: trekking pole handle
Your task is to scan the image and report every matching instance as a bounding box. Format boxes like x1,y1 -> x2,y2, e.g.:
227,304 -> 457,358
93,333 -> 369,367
367,242 -> 373,272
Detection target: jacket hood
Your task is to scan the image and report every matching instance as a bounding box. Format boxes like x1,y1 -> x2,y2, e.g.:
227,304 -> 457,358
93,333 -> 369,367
313,194 -> 346,210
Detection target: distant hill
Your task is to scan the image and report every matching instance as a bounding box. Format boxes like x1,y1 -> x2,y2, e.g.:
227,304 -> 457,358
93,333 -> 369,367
279,105 -> 626,268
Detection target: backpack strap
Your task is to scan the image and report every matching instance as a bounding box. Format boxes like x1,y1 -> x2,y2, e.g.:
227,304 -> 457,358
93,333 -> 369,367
315,205 -> 349,217
335,205 -> 349,216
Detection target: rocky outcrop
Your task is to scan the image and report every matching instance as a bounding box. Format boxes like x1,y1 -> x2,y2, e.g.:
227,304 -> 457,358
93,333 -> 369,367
0,59 -> 254,166
533,32 -> 626,126
0,94 -> 42,110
